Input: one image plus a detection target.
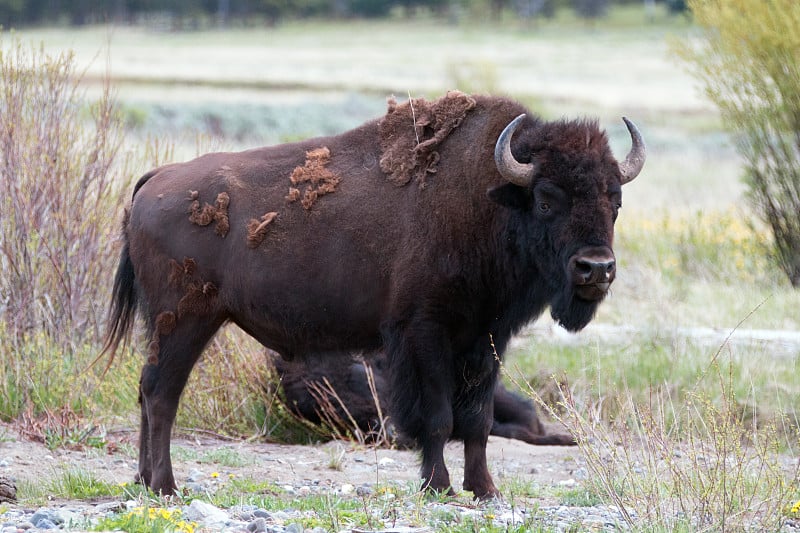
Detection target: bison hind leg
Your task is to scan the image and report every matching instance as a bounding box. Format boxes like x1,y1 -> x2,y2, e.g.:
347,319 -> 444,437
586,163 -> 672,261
138,313 -> 225,495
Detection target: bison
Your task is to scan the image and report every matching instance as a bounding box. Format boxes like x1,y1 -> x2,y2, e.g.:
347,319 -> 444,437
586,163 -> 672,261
103,91 -> 645,499
271,349 -> 576,447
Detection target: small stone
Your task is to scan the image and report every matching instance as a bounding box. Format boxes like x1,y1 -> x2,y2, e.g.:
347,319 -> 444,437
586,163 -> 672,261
30,510 -> 62,527
378,457 -> 395,466
356,485 -> 372,497
33,519 -> 57,530
187,469 -> 205,482
247,518 -> 267,532
253,509 -> 271,519
340,483 -> 354,495
183,500 -> 228,526
284,523 -> 304,533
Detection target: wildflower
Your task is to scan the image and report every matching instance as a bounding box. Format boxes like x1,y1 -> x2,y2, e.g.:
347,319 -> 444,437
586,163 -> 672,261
211,472 -> 219,478
791,499 -> 800,514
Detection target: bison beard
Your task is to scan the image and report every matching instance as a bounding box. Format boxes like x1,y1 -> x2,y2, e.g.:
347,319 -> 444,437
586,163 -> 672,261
102,92 -> 645,500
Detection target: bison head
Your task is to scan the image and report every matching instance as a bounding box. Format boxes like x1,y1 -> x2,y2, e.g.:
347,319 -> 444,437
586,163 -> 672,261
489,113 -> 645,332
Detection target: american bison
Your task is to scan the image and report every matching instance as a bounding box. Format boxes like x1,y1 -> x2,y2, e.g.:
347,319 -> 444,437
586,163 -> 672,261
103,91 -> 644,499
271,349 -> 576,447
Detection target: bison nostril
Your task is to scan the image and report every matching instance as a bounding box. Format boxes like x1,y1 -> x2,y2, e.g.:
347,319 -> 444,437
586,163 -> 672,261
575,260 -> 594,282
574,258 -> 615,284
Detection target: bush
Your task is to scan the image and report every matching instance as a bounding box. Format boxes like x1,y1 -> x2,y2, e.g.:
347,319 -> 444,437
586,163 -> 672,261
0,36 -> 133,421
675,0 -> 800,287
0,38 -> 128,350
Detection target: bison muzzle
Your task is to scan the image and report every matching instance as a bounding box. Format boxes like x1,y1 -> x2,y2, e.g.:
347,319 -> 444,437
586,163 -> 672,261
103,91 -> 645,499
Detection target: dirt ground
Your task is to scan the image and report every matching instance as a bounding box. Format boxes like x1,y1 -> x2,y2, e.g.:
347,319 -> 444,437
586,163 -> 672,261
0,425 -> 585,501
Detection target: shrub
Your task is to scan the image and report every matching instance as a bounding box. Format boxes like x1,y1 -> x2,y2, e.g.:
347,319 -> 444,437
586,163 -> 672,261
0,37 -> 128,351
675,0 -> 800,287
0,36 -> 134,421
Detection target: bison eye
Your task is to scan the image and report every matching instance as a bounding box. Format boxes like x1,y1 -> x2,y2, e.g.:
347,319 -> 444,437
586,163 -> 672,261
537,201 -> 551,215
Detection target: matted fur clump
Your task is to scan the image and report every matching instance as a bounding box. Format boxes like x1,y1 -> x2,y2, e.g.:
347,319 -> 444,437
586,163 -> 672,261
379,90 -> 476,187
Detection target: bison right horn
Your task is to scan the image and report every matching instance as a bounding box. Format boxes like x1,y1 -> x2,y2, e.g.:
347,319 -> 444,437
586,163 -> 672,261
619,117 -> 646,185
495,114 -> 536,188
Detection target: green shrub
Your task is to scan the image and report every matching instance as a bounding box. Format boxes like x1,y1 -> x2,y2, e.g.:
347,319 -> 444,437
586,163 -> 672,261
675,0 -> 800,287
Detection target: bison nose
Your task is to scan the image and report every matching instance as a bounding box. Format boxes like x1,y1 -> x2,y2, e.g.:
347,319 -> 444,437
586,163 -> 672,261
569,248 -> 616,301
574,257 -> 616,285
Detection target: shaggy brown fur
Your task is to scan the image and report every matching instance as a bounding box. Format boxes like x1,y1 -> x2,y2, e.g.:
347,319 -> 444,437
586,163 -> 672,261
287,147 -> 341,210
246,212 -> 278,248
188,191 -> 230,237
168,258 -> 196,289
177,281 -> 217,318
379,90 -> 476,187
146,312 -> 177,366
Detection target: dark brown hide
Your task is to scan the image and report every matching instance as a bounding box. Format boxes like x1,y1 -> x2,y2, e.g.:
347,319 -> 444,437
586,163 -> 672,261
104,93 -> 643,499
272,350 -> 574,447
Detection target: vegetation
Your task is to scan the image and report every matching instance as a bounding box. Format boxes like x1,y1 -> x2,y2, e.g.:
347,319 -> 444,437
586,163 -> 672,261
675,0 -> 800,287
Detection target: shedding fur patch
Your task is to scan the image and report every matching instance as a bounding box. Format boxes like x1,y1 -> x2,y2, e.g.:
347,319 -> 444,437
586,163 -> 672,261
177,281 -> 218,317
379,90 -> 476,187
147,311 -> 178,366
168,257 -> 219,317
169,258 -> 197,288
286,147 -> 341,210
188,191 -> 231,237
247,212 -> 278,248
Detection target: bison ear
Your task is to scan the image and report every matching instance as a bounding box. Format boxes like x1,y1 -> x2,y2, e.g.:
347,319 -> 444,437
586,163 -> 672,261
487,183 -> 531,210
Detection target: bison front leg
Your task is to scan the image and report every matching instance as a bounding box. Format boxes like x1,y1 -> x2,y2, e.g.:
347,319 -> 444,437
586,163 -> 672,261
385,321 -> 456,496
458,380 -> 501,499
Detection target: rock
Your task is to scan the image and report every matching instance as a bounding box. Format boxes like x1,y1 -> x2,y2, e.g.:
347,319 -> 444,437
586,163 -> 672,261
284,523 -> 304,533
30,510 -> 62,527
0,477 -> 16,503
247,517 -> 267,532
183,500 -> 229,526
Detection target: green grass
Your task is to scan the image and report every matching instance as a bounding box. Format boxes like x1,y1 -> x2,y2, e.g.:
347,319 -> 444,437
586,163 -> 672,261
18,467 -> 129,503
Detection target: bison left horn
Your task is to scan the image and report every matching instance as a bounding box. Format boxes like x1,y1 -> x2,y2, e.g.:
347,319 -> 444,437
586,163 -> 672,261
619,117 -> 646,185
494,114 -> 535,188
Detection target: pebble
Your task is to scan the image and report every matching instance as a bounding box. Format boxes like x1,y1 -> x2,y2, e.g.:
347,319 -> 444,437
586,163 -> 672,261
0,481 -> 795,532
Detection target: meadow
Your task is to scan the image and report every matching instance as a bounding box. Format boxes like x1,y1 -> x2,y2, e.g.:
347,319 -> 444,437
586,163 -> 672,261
1,3 -> 799,531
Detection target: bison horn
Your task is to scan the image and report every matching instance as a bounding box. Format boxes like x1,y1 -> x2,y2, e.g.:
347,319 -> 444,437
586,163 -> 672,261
619,117 -> 646,185
494,114 -> 536,188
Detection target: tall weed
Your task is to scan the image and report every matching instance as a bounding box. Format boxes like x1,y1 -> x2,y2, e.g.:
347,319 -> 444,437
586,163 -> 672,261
521,333 -> 800,530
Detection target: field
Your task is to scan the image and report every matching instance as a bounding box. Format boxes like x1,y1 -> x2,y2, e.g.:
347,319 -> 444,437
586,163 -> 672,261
1,4 -> 800,531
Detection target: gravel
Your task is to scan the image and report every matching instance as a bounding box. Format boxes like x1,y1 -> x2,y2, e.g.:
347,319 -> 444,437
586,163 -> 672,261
0,488 -> 637,532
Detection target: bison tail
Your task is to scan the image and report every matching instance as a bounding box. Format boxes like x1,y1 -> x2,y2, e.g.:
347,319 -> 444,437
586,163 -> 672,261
96,236 -> 138,374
